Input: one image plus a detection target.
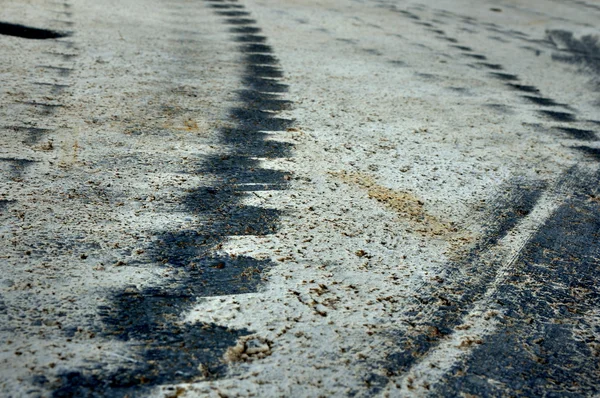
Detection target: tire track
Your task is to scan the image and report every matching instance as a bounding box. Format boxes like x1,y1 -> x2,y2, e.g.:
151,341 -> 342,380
0,2 -> 76,186
0,7 -> 76,208
431,166 -> 600,396
391,188 -> 563,393
380,180 -> 550,378
51,0 -> 293,395
366,2 -> 600,393
0,2 -> 78,395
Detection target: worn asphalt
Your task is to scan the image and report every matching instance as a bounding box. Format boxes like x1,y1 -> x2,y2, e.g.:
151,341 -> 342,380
1,0 -> 599,396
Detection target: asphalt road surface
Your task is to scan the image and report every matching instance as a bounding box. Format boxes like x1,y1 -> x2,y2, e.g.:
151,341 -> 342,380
1,0 -> 599,396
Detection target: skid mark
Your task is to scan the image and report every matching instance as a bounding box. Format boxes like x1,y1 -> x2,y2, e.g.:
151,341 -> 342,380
380,181 -> 546,374
433,168 -> 600,396
391,188 -> 561,393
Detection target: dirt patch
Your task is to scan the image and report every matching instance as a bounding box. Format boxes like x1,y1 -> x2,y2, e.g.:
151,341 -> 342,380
224,335 -> 273,362
333,171 -> 463,239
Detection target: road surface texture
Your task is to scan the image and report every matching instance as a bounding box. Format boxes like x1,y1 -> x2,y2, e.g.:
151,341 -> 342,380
1,0 -> 599,396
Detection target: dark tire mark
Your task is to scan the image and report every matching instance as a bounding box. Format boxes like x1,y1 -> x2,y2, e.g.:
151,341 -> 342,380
18,101 -> 64,109
234,34 -> 267,43
0,158 -> 38,180
0,21 -> 68,39
522,96 -> 564,107
52,0 -> 293,395
33,82 -> 71,94
230,26 -> 261,34
210,3 -> 245,9
372,4 -> 600,393
489,35 -> 510,43
555,127 -> 597,140
36,65 -> 73,77
570,0 -> 600,13
245,64 -> 284,78
539,110 -> 577,122
427,28 -> 445,35
415,21 -> 434,28
0,199 -> 16,213
475,62 -> 503,70
441,36 -> 458,43
389,60 -> 407,67
216,10 -> 251,17
507,83 -> 540,93
382,182 -> 546,375
43,51 -> 78,60
240,43 -> 273,53
489,72 -> 519,81
572,145 -> 600,160
4,126 -> 52,145
485,103 -> 514,114
451,45 -> 472,51
225,18 -> 257,25
0,4 -> 76,226
434,168 -> 600,396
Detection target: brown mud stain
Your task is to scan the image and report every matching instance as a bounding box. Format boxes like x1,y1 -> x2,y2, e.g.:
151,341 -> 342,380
333,171 -> 471,244
224,335 -> 273,363
163,118 -> 215,135
183,118 -> 199,131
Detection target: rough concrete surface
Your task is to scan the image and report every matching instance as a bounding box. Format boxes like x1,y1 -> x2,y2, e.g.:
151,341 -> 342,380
1,0 -> 599,396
